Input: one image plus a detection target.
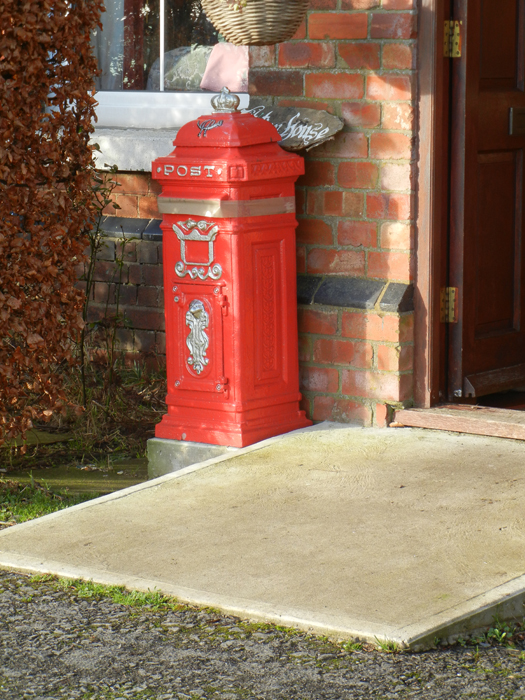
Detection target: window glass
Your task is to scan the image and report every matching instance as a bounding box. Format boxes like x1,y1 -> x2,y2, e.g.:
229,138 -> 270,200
91,0 -> 218,91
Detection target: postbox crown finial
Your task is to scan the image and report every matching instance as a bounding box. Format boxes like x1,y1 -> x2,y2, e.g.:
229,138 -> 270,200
211,87 -> 240,114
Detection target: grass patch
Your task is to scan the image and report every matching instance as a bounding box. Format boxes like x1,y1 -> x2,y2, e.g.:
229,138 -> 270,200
0,477 -> 98,527
374,637 -> 401,653
342,640 -> 364,652
32,575 -> 187,612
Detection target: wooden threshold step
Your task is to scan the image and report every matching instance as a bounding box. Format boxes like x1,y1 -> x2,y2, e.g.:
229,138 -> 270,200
394,405 -> 525,441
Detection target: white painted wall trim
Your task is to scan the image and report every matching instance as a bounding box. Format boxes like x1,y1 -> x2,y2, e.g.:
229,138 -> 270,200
94,91 -> 250,129
91,92 -> 250,172
91,128 -> 177,172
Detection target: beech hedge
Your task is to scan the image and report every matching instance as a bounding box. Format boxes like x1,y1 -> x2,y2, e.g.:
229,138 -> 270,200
0,0 -> 104,445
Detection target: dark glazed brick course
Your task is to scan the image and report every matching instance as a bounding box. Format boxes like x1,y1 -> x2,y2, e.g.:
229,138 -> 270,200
315,277 -> 384,309
379,282 -> 414,312
100,216 -> 162,240
143,219 -> 163,241
101,216 -> 150,239
297,275 -> 323,305
297,275 -> 413,312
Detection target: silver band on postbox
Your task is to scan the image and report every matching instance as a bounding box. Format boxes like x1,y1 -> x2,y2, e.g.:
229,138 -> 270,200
157,196 -> 296,218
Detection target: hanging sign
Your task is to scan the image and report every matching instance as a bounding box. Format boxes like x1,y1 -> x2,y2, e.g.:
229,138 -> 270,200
242,104 -> 344,151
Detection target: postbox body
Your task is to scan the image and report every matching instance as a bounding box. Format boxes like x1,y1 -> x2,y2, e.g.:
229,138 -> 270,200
152,102 -> 311,447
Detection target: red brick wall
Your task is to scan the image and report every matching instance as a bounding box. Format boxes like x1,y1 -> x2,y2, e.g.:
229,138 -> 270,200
250,2 -> 416,287
87,235 -> 166,358
298,307 -> 413,426
103,173 -> 161,219
95,0 -> 418,426
249,0 -> 417,425
81,173 -> 165,359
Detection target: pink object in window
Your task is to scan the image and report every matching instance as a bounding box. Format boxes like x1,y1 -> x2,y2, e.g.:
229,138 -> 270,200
200,43 -> 249,93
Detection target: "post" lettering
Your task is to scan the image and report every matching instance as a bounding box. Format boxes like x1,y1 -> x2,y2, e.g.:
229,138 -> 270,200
162,164 -> 217,178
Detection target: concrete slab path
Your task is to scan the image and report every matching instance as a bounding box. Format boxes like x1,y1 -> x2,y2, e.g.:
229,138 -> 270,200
1,423 -> 525,650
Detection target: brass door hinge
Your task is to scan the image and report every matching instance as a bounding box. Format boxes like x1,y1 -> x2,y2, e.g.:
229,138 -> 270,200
440,287 -> 458,323
444,20 -> 462,58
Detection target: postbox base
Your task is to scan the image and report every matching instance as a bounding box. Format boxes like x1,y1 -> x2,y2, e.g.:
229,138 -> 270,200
147,437 -> 239,479
155,404 -> 312,448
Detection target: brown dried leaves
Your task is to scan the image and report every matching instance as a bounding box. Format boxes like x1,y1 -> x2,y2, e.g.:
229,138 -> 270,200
0,0 -> 104,444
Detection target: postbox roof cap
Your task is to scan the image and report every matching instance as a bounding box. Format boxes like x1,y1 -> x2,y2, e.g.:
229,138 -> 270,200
175,111 -> 280,149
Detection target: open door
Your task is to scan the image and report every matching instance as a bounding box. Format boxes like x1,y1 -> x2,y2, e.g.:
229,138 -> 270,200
448,0 -> 525,400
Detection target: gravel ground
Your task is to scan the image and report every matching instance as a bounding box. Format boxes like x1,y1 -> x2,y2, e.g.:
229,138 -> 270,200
1,569 -> 525,699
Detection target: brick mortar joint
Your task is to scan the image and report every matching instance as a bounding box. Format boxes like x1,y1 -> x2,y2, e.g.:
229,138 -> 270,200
301,333 -> 414,345
301,391 -> 373,404
300,391 -> 413,409
301,360 -> 413,373
299,302 -> 411,314
302,244 -> 413,253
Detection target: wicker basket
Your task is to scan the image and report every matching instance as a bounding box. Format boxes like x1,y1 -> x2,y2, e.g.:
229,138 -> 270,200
201,0 -> 309,46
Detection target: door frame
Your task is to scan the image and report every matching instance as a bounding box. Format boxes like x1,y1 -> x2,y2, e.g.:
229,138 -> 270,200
414,0 -> 451,407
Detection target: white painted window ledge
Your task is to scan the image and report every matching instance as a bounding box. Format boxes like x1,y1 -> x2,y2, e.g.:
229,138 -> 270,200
91,129 -> 177,172
90,91 -> 250,172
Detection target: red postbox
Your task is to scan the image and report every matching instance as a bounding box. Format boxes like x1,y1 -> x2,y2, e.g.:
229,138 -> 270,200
152,88 -> 311,447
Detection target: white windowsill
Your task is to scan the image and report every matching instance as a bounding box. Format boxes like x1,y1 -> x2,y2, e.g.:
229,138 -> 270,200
91,91 -> 250,172
91,128 -> 177,172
